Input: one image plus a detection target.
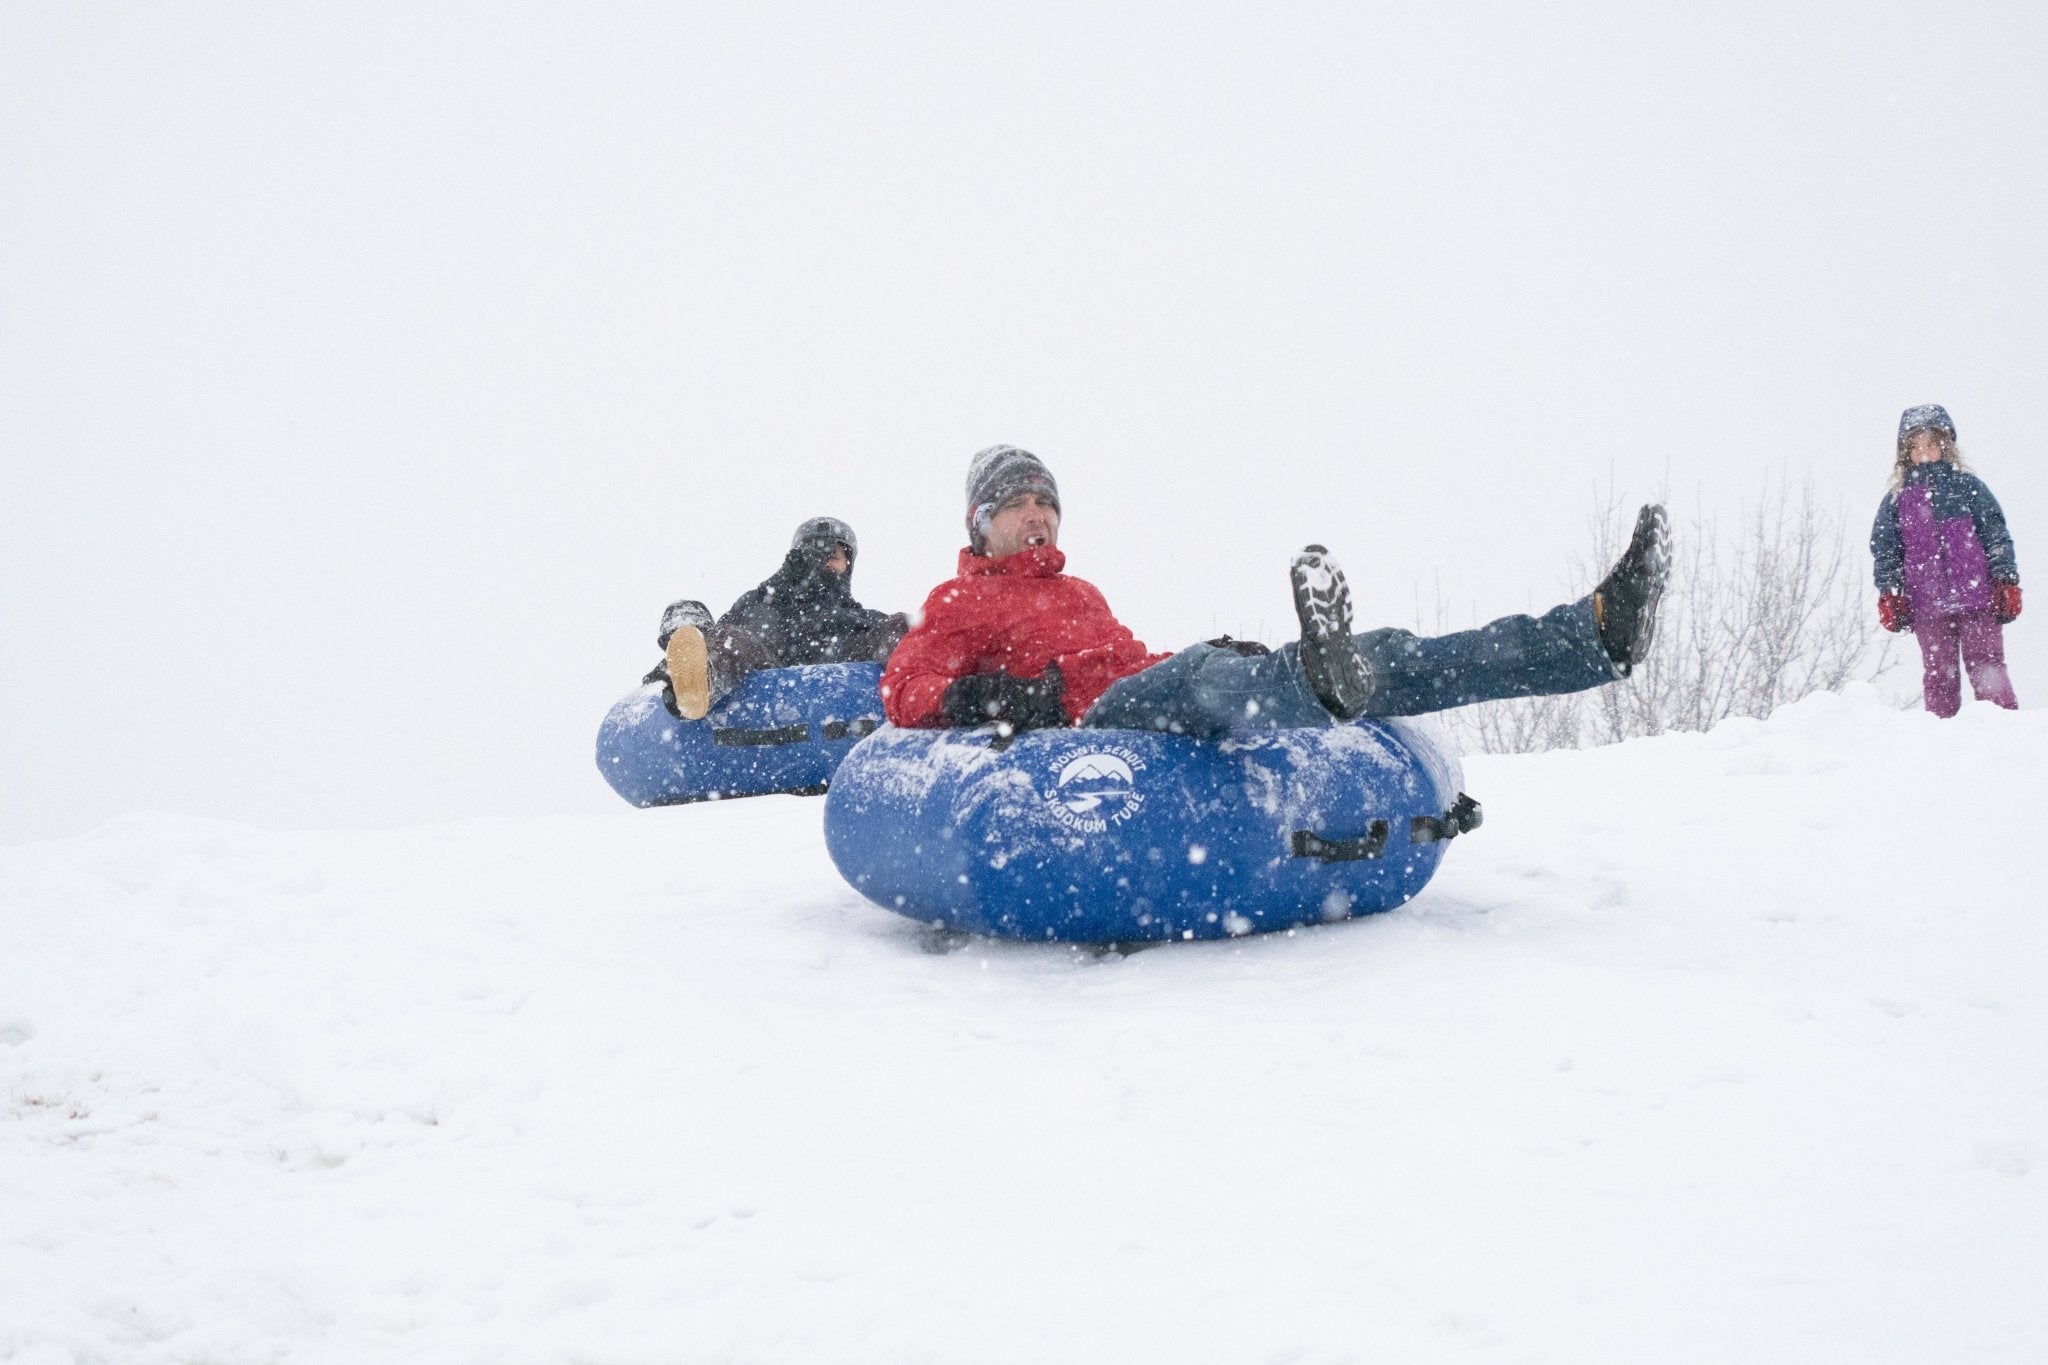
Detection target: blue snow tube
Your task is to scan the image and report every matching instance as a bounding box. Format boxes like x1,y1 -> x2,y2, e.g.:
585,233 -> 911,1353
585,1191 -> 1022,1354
823,720 -> 1479,942
595,662 -> 885,806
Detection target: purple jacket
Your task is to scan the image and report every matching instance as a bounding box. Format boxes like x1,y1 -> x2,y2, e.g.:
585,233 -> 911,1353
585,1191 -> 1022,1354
1870,463 -> 2018,620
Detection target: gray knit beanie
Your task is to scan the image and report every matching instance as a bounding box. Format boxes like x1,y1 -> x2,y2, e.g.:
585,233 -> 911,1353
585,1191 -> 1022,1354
964,445 -> 1060,553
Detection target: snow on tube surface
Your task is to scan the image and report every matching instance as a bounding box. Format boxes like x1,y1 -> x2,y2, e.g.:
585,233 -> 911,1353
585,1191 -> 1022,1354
823,719 -> 1480,942
595,662 -> 885,806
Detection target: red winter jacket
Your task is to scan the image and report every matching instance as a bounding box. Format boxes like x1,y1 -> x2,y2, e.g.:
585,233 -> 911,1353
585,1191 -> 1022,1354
881,546 -> 1174,728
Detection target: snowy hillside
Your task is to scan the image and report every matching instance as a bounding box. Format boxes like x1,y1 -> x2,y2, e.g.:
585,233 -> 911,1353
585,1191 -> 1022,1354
3,688 -> 2043,1364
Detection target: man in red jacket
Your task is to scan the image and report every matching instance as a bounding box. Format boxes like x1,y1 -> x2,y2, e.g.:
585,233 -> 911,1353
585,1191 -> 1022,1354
881,446 -> 1670,736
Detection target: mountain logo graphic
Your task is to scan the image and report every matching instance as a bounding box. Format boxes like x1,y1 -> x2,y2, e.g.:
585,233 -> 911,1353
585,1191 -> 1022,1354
1055,753 -> 1134,813
1042,747 -> 1148,831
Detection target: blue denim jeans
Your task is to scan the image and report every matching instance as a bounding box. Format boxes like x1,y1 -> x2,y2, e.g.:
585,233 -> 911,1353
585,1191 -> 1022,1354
1081,598 -> 1617,736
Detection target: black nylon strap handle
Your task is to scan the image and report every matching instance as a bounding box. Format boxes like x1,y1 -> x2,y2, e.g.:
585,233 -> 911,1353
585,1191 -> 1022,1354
1290,820 -> 1389,863
712,724 -> 812,747
1410,792 -> 1484,844
1292,791 -> 1482,863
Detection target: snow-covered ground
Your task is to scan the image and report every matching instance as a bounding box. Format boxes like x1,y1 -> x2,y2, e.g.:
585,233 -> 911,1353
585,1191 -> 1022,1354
3,688 -> 2043,1364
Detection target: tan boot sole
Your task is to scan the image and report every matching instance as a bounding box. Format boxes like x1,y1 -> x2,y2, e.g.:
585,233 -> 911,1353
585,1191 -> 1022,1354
665,626 -> 712,720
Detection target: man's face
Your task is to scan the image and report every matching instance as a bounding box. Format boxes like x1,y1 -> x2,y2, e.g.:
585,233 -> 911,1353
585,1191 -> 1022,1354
822,544 -> 850,574
982,492 -> 1061,558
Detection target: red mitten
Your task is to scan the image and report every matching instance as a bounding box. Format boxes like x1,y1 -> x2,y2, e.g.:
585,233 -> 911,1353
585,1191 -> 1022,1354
1996,582 -> 2022,624
1877,593 -> 1911,633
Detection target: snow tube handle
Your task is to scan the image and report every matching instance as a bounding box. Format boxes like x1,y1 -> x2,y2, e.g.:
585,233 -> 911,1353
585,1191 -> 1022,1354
712,723 -> 812,747
1410,792 -> 1483,844
1292,792 -> 1481,863
1290,820 -> 1390,863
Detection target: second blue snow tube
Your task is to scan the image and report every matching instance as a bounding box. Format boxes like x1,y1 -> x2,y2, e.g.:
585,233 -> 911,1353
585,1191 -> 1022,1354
823,720 -> 1479,942
595,662 -> 885,806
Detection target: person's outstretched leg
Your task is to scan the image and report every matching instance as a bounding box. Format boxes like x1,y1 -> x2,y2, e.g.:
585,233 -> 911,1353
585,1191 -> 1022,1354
1350,506 -> 1670,716
1349,601 -> 1617,716
1958,611 -> 2018,709
1088,609 -> 1615,731
1083,546 -> 1374,736
1087,513 -> 1673,731
1914,615 -> 1963,717
666,623 -> 781,719
1094,596 -> 1633,729
647,600 -> 714,717
1082,642 -> 1330,734
708,625 -> 780,701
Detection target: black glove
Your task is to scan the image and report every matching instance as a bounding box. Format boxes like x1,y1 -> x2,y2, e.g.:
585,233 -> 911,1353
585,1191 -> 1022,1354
1203,635 -> 1270,657
780,541 -> 832,581
940,664 -> 1068,730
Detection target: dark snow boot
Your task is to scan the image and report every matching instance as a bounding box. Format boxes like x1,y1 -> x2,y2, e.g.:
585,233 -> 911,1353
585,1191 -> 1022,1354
646,601 -> 719,717
1593,504 -> 1672,675
1290,545 -> 1375,720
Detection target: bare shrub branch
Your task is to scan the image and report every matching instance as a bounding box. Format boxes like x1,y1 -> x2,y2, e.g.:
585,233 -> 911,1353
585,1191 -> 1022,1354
1430,477 -> 1900,753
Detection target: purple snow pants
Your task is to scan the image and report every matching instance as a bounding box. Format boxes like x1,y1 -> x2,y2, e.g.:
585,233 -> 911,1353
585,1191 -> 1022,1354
1913,610 -> 2018,717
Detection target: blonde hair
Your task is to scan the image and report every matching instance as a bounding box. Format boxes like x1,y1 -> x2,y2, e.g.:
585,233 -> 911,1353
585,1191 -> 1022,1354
1889,430 -> 1970,490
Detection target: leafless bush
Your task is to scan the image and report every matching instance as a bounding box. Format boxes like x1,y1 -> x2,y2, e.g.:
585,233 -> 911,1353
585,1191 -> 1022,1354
1456,687 -> 1586,755
1434,479 -> 1899,754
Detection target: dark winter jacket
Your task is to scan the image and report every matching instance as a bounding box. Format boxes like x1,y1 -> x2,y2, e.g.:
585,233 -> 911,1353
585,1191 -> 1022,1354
720,543 -> 899,664
881,545 -> 1174,728
1870,463 -> 2018,620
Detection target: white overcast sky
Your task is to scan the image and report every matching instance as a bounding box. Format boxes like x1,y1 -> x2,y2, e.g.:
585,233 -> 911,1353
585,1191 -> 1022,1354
4,3 -> 2044,842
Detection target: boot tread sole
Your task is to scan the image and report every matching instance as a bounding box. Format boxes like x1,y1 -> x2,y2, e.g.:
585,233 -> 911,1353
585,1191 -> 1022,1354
665,626 -> 713,721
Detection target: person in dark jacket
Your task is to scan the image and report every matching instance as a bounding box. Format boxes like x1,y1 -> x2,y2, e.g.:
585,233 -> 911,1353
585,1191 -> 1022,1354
649,516 -> 909,720
1870,404 -> 2021,716
881,445 -> 1671,736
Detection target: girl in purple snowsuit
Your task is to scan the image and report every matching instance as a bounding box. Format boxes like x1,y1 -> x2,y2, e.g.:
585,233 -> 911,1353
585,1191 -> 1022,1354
1870,404 -> 2022,717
